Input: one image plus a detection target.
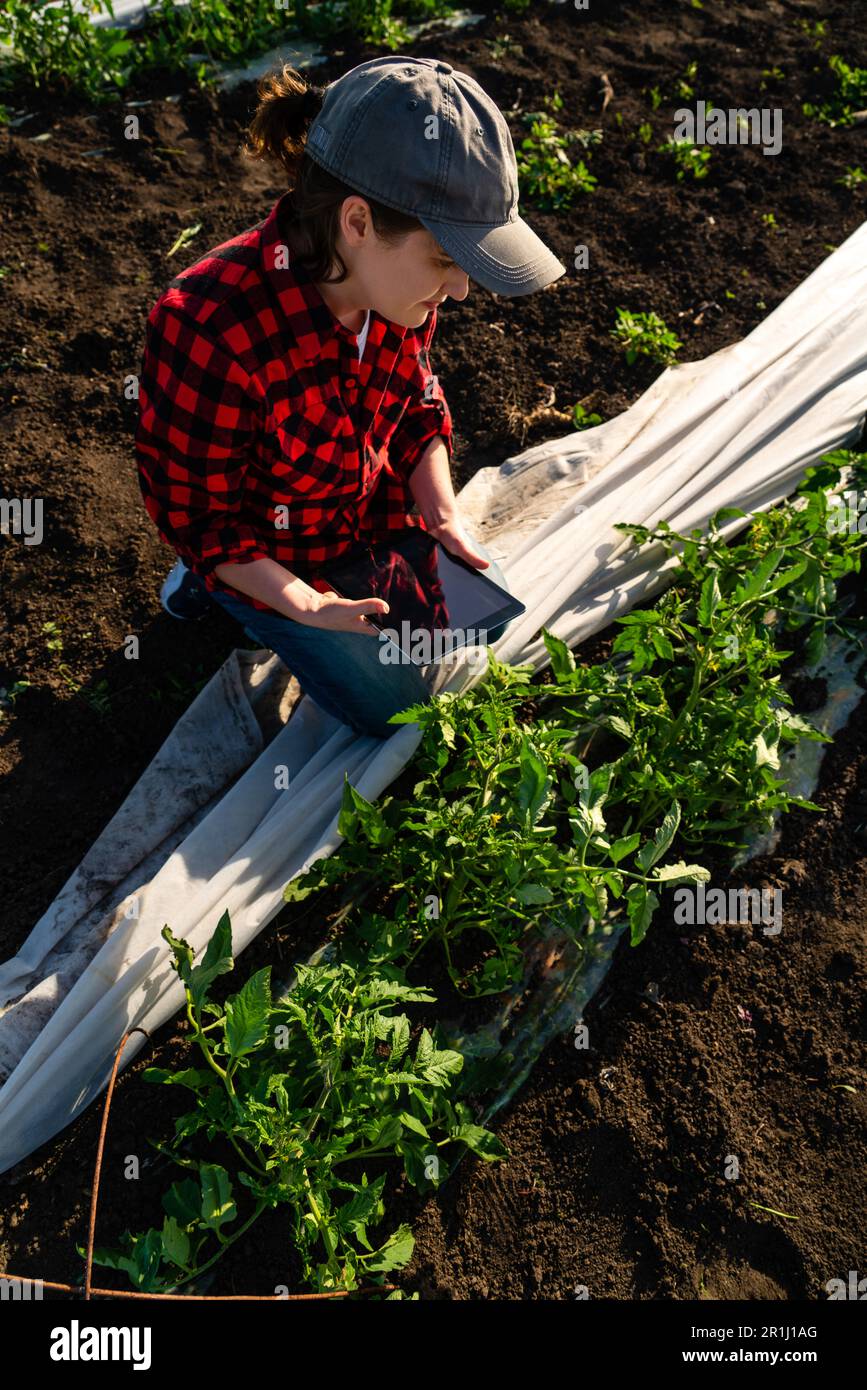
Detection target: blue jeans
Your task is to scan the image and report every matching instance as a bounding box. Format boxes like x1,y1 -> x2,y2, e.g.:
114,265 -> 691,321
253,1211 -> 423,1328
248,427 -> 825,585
209,534 -> 512,738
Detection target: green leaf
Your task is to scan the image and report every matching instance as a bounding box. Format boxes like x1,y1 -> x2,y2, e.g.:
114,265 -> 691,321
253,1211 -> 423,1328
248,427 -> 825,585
387,703 -> 429,725
732,547 -> 785,606
543,629 -> 576,678
90,1230 -> 164,1291
635,802 -> 681,871
161,1216 -> 191,1270
199,1164 -> 237,1237
710,505 -> 749,528
582,878 -> 608,919
778,711 -> 829,742
414,1032 -> 464,1085
339,778 -> 391,846
571,803 -> 603,844
602,870 -> 624,897
650,628 -> 675,661
398,1111 -> 430,1139
129,1229 -> 165,1290
366,1114 -> 404,1148
88,1245 -> 140,1281
626,882 -> 660,946
161,924 -> 195,988
142,1067 -> 213,1091
365,1223 -> 415,1273
754,732 -> 781,769
187,910 -> 234,1010
765,558 -> 808,593
389,1013 -> 411,1063
514,882 -> 554,905
571,763 -> 612,840
225,967 -> 272,1061
607,715 -> 633,740
282,855 -> 348,903
516,739 -> 552,825
335,1174 -> 385,1238
450,1123 -> 509,1160
697,571 -> 721,626
587,763 -> 615,806
651,861 -> 711,884
615,609 -> 660,625
416,1028 -> 434,1067
162,1178 -> 202,1228
609,832 -> 641,864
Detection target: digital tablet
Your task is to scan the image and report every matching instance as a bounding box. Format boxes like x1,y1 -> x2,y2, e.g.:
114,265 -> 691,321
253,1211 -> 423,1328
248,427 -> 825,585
314,528 -> 526,665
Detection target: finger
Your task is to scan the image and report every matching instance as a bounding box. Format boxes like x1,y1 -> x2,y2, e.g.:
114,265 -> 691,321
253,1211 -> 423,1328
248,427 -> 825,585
433,528 -> 491,569
450,542 -> 490,569
319,595 -> 389,619
347,597 -> 390,616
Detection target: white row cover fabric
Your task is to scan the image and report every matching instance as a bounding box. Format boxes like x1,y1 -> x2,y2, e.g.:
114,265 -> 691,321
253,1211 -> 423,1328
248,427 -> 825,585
1,221 -> 865,1176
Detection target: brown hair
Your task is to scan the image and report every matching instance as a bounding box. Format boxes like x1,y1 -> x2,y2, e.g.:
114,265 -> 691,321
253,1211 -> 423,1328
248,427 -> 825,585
244,64 -> 423,284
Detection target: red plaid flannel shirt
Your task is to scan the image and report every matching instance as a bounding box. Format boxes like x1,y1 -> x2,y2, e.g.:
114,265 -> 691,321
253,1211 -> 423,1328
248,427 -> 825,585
135,191 -> 454,614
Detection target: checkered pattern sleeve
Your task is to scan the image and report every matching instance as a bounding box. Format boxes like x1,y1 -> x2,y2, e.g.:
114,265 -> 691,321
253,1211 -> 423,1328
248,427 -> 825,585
386,310 -> 454,481
136,302 -> 272,579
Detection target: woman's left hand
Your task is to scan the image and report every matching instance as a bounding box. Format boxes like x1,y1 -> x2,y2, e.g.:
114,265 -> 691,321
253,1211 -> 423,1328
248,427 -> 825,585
426,515 -> 489,569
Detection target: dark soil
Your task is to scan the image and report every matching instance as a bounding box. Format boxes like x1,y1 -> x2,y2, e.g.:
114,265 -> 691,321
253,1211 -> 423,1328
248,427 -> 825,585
1,0 -> 866,1300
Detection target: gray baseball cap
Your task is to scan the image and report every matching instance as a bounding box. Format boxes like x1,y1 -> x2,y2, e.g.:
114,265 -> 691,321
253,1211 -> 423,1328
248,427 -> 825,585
304,55 -> 567,297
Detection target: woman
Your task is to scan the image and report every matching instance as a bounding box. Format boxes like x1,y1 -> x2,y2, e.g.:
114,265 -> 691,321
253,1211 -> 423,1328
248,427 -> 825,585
136,55 -> 565,737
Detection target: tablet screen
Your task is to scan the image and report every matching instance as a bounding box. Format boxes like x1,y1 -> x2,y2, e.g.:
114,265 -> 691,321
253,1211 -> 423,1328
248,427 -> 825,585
317,528 -> 523,657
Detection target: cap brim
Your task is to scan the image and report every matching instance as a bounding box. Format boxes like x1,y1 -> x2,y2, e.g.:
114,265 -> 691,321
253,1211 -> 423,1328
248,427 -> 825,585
419,212 -> 567,297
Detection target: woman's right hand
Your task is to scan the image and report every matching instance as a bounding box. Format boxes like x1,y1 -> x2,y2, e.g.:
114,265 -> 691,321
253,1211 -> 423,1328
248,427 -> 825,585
291,589 -> 390,636
212,557 -> 389,635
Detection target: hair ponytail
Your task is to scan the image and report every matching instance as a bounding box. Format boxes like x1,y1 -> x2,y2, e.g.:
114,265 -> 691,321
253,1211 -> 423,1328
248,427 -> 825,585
244,63 -> 422,286
244,64 -> 325,182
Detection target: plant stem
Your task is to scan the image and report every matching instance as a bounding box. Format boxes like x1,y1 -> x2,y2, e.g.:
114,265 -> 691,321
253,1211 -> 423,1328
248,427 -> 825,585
186,999 -> 227,1081
226,1130 -> 268,1179
165,1199 -> 268,1293
305,1175 -> 340,1274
